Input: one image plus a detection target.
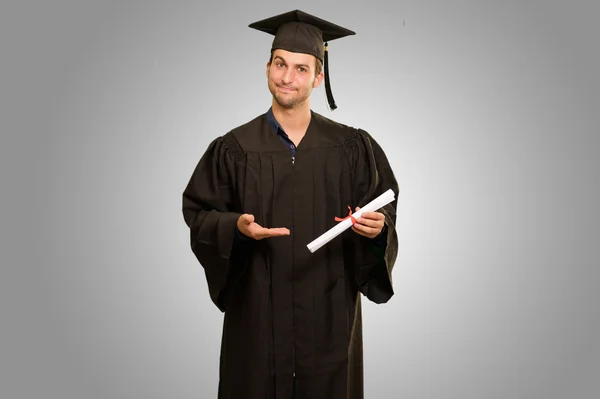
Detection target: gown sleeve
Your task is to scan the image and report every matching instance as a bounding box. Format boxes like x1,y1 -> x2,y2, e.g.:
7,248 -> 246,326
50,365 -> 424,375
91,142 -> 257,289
182,135 -> 252,312
345,128 -> 400,304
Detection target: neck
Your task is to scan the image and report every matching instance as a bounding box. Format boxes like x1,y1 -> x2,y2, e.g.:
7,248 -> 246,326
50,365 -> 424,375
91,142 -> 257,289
271,100 -> 312,132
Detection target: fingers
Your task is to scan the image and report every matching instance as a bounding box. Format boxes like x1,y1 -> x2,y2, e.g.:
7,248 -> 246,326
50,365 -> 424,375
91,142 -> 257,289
238,214 -> 290,240
248,225 -> 290,240
253,228 -> 290,240
359,211 -> 384,221
351,223 -> 380,238
262,227 -> 290,237
353,209 -> 385,230
352,210 -> 384,238
356,216 -> 384,229
354,207 -> 384,220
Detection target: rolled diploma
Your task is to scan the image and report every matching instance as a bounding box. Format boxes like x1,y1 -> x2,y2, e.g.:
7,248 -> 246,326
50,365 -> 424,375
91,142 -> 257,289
306,188 -> 396,253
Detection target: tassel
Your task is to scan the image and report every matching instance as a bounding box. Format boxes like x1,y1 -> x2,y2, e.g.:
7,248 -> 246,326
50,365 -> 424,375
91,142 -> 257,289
323,42 -> 337,111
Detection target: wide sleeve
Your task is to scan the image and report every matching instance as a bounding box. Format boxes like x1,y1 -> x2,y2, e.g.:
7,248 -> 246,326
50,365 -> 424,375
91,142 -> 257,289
182,135 -> 252,312
344,128 -> 400,304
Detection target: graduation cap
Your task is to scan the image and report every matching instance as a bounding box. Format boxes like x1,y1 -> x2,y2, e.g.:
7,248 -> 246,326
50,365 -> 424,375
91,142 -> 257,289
249,10 -> 355,110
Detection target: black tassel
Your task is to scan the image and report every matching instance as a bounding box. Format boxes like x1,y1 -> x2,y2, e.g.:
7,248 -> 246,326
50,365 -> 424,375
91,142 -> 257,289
323,42 -> 337,111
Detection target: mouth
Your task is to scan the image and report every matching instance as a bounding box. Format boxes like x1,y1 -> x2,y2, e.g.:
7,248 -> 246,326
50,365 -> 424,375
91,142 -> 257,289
277,85 -> 296,93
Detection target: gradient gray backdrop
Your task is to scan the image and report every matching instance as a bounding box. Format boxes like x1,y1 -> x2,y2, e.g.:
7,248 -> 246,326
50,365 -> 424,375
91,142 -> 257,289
2,1 -> 599,398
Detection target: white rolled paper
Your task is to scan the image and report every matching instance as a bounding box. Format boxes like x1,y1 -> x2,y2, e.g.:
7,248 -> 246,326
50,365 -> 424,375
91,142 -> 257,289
306,188 -> 396,253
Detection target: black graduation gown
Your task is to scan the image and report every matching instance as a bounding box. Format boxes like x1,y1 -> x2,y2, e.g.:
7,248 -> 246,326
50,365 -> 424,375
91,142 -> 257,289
182,110 -> 399,399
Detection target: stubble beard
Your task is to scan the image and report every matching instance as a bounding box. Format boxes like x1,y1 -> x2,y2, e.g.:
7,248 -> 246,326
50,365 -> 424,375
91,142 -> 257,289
269,78 -> 314,110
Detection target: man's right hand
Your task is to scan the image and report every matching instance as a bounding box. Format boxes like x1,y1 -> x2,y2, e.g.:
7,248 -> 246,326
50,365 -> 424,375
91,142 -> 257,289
237,214 -> 290,240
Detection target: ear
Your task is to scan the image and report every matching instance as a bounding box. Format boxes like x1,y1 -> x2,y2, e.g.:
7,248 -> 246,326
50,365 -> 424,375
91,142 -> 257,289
313,71 -> 325,88
266,61 -> 271,78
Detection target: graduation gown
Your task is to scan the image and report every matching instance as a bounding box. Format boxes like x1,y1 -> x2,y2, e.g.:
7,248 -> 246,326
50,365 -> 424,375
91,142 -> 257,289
182,110 -> 399,399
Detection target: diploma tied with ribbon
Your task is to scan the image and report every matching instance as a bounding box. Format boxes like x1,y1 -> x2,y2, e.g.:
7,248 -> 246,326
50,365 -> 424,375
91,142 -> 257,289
306,189 -> 396,253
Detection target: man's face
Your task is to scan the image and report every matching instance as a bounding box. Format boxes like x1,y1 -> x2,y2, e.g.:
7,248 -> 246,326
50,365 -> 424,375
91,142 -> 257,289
266,49 -> 324,110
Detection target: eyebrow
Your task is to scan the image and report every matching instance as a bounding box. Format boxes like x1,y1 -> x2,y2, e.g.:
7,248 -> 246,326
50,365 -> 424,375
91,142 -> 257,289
273,56 -> 311,69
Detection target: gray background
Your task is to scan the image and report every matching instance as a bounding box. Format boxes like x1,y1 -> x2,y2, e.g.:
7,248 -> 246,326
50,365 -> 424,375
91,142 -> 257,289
2,0 -> 599,398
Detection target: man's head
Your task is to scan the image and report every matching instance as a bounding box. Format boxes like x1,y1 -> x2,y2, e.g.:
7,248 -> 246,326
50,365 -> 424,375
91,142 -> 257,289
266,49 -> 324,109
249,10 -> 355,110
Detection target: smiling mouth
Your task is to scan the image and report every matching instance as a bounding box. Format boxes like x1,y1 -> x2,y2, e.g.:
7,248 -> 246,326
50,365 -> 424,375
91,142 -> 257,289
278,85 -> 295,92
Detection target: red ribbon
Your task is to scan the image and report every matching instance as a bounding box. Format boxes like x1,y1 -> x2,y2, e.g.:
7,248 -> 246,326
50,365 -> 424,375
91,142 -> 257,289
334,206 -> 357,225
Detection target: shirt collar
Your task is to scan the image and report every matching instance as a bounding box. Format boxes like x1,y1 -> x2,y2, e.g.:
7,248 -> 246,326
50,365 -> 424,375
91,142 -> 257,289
266,106 -> 289,137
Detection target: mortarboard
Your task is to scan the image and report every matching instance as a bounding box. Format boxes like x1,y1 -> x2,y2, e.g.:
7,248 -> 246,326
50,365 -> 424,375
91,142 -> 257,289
249,10 -> 355,110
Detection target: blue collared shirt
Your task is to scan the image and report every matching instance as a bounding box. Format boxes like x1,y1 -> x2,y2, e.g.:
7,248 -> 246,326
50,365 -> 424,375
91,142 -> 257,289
266,106 -> 297,158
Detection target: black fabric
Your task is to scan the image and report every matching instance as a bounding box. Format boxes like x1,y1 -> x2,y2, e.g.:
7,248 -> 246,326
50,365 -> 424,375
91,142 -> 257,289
182,110 -> 399,399
248,9 -> 355,62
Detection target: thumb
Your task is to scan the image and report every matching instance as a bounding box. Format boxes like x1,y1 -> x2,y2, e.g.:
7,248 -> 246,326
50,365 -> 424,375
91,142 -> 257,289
242,214 -> 255,224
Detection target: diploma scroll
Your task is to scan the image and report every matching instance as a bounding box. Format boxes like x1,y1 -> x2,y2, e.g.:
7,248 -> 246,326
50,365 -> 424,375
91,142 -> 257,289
306,189 -> 396,253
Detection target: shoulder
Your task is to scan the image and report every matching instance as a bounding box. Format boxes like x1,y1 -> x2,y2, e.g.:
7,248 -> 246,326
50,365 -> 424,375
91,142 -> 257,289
209,113 -> 267,159
228,113 -> 265,137
311,111 -> 358,136
313,113 -> 389,162
310,111 -> 375,145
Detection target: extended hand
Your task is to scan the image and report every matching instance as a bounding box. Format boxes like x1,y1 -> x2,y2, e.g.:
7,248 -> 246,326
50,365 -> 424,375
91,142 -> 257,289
237,214 -> 290,240
351,207 -> 385,239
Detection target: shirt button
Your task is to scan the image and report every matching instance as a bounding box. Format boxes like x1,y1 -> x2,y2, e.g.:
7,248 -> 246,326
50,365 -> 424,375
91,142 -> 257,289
290,144 -> 295,149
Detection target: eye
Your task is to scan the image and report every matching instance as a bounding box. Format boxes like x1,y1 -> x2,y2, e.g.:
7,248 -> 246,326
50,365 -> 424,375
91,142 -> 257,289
298,67 -> 306,73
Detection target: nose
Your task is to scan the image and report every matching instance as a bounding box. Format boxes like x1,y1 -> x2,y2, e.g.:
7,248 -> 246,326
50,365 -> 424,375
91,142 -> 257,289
281,67 -> 295,84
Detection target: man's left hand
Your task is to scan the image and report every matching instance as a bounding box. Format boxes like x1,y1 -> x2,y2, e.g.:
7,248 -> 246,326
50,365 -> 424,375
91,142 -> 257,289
351,207 -> 385,239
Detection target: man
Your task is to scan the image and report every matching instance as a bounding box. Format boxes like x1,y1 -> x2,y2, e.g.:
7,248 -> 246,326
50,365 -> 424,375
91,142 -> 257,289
182,9 -> 399,399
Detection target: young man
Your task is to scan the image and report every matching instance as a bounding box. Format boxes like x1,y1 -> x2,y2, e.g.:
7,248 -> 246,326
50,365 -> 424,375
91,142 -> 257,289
182,10 -> 399,399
